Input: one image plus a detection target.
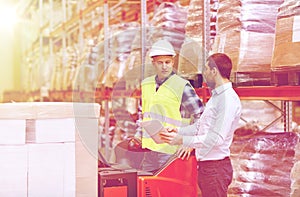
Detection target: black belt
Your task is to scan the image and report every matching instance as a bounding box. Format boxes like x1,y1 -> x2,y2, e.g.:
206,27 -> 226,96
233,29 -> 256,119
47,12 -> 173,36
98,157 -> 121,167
197,156 -> 230,164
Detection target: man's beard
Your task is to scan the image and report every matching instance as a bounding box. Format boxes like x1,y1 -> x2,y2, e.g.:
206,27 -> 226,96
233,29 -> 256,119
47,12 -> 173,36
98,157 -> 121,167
206,80 -> 216,89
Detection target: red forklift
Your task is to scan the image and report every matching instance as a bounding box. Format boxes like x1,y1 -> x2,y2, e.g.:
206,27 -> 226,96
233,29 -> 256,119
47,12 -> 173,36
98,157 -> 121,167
98,139 -> 198,197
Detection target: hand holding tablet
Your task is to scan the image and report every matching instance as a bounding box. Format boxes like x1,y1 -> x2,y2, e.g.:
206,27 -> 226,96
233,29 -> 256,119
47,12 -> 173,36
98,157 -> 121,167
140,119 -> 167,144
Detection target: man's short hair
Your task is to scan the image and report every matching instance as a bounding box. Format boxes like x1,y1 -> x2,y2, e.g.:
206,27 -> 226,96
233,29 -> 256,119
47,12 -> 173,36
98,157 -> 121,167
207,53 -> 232,79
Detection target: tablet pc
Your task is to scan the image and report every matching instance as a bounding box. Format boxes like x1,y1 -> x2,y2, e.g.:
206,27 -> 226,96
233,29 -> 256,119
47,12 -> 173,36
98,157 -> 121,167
140,119 -> 165,144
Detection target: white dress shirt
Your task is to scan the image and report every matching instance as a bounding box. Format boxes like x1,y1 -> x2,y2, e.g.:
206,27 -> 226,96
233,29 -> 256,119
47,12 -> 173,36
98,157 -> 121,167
179,82 -> 242,161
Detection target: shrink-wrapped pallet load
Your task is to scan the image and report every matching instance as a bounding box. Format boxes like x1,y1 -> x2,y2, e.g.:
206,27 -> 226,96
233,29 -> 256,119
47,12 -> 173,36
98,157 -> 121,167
50,50 -> 64,91
229,131 -> 300,196
238,0 -> 282,72
99,22 -> 139,88
291,142 -> 300,196
62,46 -> 79,90
123,40 -> 143,90
74,38 -> 101,91
212,0 -> 241,71
144,2 -> 188,78
212,0 -> 283,72
124,2 -> 188,84
76,22 -> 139,90
178,0 -> 204,78
271,0 -> 300,68
149,2 -> 188,52
0,102 -> 100,196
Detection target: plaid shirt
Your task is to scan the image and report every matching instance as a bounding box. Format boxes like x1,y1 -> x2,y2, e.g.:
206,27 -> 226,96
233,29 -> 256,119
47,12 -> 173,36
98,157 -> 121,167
155,73 -> 204,122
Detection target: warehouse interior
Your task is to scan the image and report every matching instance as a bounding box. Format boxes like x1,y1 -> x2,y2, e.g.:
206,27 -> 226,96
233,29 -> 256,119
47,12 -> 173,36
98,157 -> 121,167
0,0 -> 300,196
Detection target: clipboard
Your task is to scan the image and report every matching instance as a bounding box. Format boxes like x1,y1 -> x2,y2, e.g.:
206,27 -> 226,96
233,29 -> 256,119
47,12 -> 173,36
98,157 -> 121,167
140,119 -> 165,144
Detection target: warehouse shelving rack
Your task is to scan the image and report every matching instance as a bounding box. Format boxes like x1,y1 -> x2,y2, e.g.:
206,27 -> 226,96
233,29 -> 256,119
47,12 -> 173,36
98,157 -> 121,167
196,85 -> 300,132
3,0 -> 300,132
4,85 -> 300,101
7,85 -> 295,133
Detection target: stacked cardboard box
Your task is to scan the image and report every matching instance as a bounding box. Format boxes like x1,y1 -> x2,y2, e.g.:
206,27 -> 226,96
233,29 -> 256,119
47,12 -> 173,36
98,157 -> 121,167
0,102 -> 100,197
271,0 -> 300,68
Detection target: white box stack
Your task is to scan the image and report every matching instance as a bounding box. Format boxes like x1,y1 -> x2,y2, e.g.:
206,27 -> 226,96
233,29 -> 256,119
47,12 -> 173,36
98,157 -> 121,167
0,102 -> 100,197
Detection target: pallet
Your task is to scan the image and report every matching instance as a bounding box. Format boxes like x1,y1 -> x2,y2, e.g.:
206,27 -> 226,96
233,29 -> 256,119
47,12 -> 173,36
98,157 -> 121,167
231,72 -> 271,87
271,66 -> 300,86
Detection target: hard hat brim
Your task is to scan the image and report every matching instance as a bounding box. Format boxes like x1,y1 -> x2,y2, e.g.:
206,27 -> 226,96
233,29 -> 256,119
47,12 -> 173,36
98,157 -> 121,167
149,49 -> 176,58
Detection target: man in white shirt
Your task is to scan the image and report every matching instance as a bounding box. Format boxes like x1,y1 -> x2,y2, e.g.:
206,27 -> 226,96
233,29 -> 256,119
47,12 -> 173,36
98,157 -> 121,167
160,53 -> 242,197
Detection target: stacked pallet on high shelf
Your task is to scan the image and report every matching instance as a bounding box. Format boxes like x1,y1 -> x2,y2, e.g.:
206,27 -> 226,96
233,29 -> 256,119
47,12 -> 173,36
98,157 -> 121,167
271,0 -> 300,86
211,0 -> 283,86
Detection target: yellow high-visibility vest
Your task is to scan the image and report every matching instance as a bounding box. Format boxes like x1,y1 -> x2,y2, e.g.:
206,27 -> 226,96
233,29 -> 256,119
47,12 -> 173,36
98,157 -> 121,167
141,74 -> 191,154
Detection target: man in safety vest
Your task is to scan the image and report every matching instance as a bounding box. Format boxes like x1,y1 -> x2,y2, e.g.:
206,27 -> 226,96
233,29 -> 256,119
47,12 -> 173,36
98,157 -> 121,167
140,39 -> 204,172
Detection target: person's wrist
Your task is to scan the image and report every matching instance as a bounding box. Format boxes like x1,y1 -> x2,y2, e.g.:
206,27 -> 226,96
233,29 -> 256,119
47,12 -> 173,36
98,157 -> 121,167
177,134 -> 183,145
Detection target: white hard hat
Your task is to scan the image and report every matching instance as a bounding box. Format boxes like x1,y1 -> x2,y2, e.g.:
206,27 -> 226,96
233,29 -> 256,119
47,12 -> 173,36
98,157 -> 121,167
149,39 -> 176,57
